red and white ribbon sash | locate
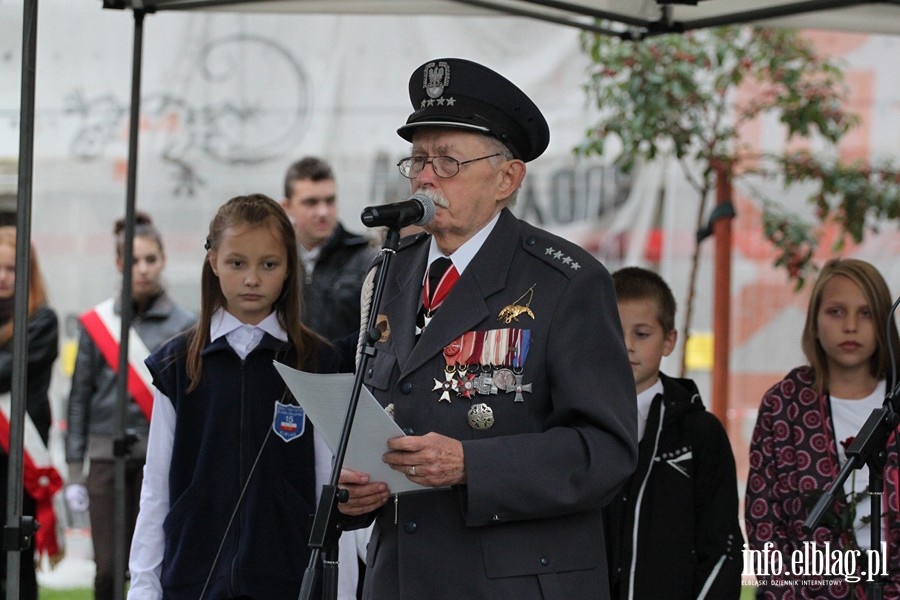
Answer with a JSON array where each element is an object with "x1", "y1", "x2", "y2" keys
[
  {"x1": 0, "y1": 394, "x2": 63, "y2": 558},
  {"x1": 79, "y1": 298, "x2": 155, "y2": 420},
  {"x1": 422, "y1": 262, "x2": 460, "y2": 315}
]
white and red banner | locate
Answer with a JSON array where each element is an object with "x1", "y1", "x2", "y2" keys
[
  {"x1": 79, "y1": 298, "x2": 155, "y2": 421},
  {"x1": 0, "y1": 394, "x2": 63, "y2": 559}
]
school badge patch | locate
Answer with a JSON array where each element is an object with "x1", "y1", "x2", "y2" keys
[{"x1": 273, "y1": 401, "x2": 306, "y2": 442}]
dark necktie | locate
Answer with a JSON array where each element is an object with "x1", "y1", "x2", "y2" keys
[{"x1": 417, "y1": 257, "x2": 458, "y2": 334}]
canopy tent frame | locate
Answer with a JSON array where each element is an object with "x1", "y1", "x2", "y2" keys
[
  {"x1": 5, "y1": 2, "x2": 39, "y2": 595},
  {"x1": 107, "y1": 0, "x2": 900, "y2": 38},
  {"x1": 7, "y1": 3, "x2": 146, "y2": 598}
]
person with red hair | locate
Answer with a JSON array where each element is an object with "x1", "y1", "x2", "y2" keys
[{"x1": 0, "y1": 225, "x2": 61, "y2": 600}]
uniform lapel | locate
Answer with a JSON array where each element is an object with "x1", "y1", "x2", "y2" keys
[
  {"x1": 380, "y1": 241, "x2": 429, "y2": 369},
  {"x1": 402, "y1": 210, "x2": 520, "y2": 376}
]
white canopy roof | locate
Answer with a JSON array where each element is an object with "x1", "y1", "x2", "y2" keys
[{"x1": 123, "y1": 0, "x2": 900, "y2": 37}]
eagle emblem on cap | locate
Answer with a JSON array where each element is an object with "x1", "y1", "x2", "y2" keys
[{"x1": 424, "y1": 61, "x2": 450, "y2": 99}]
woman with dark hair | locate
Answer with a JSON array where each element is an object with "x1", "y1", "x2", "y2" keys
[
  {"x1": 0, "y1": 226, "x2": 60, "y2": 600},
  {"x1": 65, "y1": 211, "x2": 195, "y2": 600}
]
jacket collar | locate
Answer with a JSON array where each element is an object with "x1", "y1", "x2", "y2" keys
[
  {"x1": 383, "y1": 209, "x2": 520, "y2": 376},
  {"x1": 320, "y1": 222, "x2": 371, "y2": 255},
  {"x1": 113, "y1": 289, "x2": 172, "y2": 320}
]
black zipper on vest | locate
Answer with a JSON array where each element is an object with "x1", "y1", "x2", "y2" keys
[{"x1": 231, "y1": 359, "x2": 247, "y2": 592}]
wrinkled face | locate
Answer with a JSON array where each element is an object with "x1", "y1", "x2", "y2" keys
[
  {"x1": 117, "y1": 236, "x2": 165, "y2": 302},
  {"x1": 0, "y1": 245, "x2": 15, "y2": 299},
  {"x1": 210, "y1": 224, "x2": 289, "y2": 326},
  {"x1": 282, "y1": 178, "x2": 337, "y2": 249},
  {"x1": 617, "y1": 298, "x2": 676, "y2": 394},
  {"x1": 816, "y1": 275, "x2": 877, "y2": 377},
  {"x1": 408, "y1": 129, "x2": 522, "y2": 255}
]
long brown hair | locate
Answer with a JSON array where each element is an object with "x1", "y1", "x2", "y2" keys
[
  {"x1": 801, "y1": 258, "x2": 900, "y2": 395},
  {"x1": 0, "y1": 227, "x2": 50, "y2": 346},
  {"x1": 185, "y1": 194, "x2": 319, "y2": 391}
]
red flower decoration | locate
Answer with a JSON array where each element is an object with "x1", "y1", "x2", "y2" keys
[{"x1": 840, "y1": 436, "x2": 856, "y2": 451}]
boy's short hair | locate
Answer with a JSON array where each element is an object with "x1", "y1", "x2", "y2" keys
[
  {"x1": 612, "y1": 266, "x2": 677, "y2": 333},
  {"x1": 283, "y1": 156, "x2": 335, "y2": 198}
]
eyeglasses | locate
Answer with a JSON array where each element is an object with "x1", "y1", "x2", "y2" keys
[{"x1": 397, "y1": 153, "x2": 502, "y2": 179}]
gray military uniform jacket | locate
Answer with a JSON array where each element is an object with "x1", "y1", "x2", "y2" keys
[{"x1": 358, "y1": 208, "x2": 637, "y2": 600}]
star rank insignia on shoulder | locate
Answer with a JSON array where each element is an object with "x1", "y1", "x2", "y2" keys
[
  {"x1": 521, "y1": 234, "x2": 588, "y2": 279},
  {"x1": 542, "y1": 245, "x2": 582, "y2": 272}
]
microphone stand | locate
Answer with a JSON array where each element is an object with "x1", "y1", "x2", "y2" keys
[
  {"x1": 298, "y1": 226, "x2": 403, "y2": 600},
  {"x1": 804, "y1": 385, "x2": 900, "y2": 600}
]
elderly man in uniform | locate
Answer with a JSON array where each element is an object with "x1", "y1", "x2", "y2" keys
[{"x1": 338, "y1": 58, "x2": 637, "y2": 599}]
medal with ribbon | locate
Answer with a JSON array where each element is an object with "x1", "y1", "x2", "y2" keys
[
  {"x1": 506, "y1": 329, "x2": 533, "y2": 402},
  {"x1": 441, "y1": 328, "x2": 534, "y2": 426}
]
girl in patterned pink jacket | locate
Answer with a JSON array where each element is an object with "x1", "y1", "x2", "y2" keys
[{"x1": 746, "y1": 258, "x2": 900, "y2": 599}]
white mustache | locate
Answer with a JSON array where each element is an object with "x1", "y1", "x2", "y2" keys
[{"x1": 416, "y1": 189, "x2": 449, "y2": 209}]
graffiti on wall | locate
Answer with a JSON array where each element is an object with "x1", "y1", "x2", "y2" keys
[{"x1": 65, "y1": 34, "x2": 310, "y2": 195}]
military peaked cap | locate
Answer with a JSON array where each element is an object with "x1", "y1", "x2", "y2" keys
[{"x1": 398, "y1": 58, "x2": 550, "y2": 163}]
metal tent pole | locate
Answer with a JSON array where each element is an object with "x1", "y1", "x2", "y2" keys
[
  {"x1": 4, "y1": 1, "x2": 40, "y2": 598},
  {"x1": 112, "y1": 9, "x2": 147, "y2": 598}
]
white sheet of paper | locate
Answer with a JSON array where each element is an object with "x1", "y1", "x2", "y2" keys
[{"x1": 273, "y1": 361, "x2": 425, "y2": 493}]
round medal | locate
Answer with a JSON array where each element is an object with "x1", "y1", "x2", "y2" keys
[
  {"x1": 492, "y1": 368, "x2": 516, "y2": 391},
  {"x1": 467, "y1": 403, "x2": 495, "y2": 430}
]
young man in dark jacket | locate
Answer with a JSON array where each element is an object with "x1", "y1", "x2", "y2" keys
[
  {"x1": 281, "y1": 156, "x2": 377, "y2": 340},
  {"x1": 605, "y1": 266, "x2": 743, "y2": 600}
]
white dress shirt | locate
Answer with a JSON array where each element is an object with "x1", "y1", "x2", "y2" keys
[{"x1": 425, "y1": 210, "x2": 500, "y2": 274}]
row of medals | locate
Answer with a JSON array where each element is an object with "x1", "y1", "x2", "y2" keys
[{"x1": 433, "y1": 364, "x2": 531, "y2": 430}]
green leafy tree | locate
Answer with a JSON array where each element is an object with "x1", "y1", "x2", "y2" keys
[{"x1": 579, "y1": 26, "x2": 899, "y2": 370}]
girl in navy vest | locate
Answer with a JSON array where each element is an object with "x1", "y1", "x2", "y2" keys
[{"x1": 128, "y1": 194, "x2": 358, "y2": 599}]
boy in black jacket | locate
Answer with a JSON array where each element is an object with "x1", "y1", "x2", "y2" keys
[{"x1": 605, "y1": 266, "x2": 743, "y2": 600}]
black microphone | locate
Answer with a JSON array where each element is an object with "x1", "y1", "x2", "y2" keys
[{"x1": 360, "y1": 193, "x2": 436, "y2": 229}]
